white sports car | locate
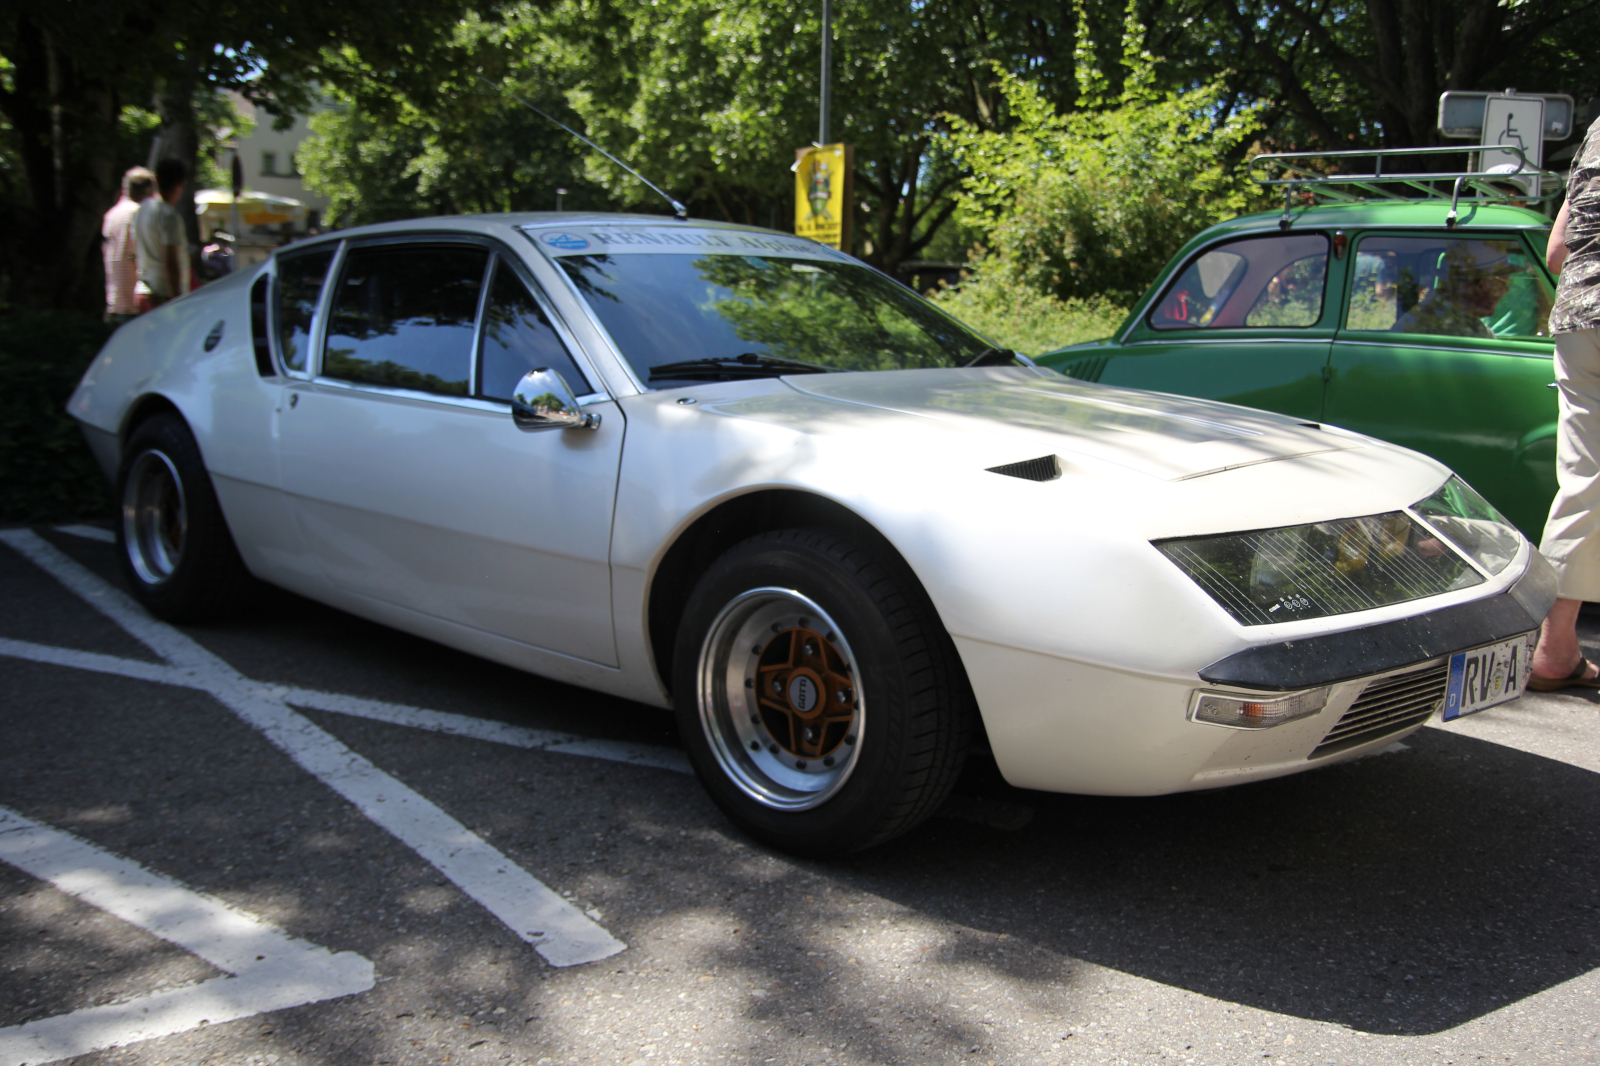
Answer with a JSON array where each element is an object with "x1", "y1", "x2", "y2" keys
[{"x1": 68, "y1": 213, "x2": 1556, "y2": 855}]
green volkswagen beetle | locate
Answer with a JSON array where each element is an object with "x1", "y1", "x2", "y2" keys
[{"x1": 1035, "y1": 193, "x2": 1558, "y2": 537}]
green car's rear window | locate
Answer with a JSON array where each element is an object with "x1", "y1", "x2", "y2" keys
[{"x1": 1150, "y1": 233, "x2": 1329, "y2": 331}]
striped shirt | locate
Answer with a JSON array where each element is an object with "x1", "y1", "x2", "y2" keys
[{"x1": 102, "y1": 197, "x2": 141, "y2": 315}]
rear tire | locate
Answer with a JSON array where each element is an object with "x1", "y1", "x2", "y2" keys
[
  {"x1": 116, "y1": 413, "x2": 252, "y2": 621},
  {"x1": 673, "y1": 528, "x2": 972, "y2": 856}
]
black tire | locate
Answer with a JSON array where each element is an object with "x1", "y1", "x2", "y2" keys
[
  {"x1": 673, "y1": 528, "x2": 973, "y2": 856},
  {"x1": 116, "y1": 413, "x2": 253, "y2": 621}
]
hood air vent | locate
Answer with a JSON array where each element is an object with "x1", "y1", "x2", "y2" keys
[{"x1": 987, "y1": 455, "x2": 1061, "y2": 482}]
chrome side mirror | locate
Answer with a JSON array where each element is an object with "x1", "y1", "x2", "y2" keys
[{"x1": 511, "y1": 368, "x2": 601, "y2": 431}]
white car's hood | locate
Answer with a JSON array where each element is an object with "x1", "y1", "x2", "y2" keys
[{"x1": 783, "y1": 367, "x2": 1361, "y2": 481}]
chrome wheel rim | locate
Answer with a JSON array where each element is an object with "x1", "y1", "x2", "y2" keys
[
  {"x1": 696, "y1": 587, "x2": 864, "y2": 811},
  {"x1": 122, "y1": 450, "x2": 187, "y2": 586}
]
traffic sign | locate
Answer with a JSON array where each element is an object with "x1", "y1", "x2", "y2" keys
[
  {"x1": 1438, "y1": 90, "x2": 1573, "y2": 141},
  {"x1": 1480, "y1": 95, "x2": 1545, "y2": 198}
]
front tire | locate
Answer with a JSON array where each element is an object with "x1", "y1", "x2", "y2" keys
[
  {"x1": 674, "y1": 529, "x2": 972, "y2": 855},
  {"x1": 116, "y1": 413, "x2": 252, "y2": 621}
]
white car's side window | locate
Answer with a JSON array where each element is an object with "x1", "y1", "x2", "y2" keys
[
  {"x1": 275, "y1": 249, "x2": 335, "y2": 373},
  {"x1": 322, "y1": 244, "x2": 489, "y2": 397},
  {"x1": 477, "y1": 257, "x2": 591, "y2": 401}
]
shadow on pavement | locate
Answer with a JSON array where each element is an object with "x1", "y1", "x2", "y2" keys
[{"x1": 843, "y1": 729, "x2": 1600, "y2": 1036}]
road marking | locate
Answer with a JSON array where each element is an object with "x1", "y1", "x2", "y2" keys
[
  {"x1": 0, "y1": 807, "x2": 373, "y2": 1066},
  {"x1": 51, "y1": 524, "x2": 115, "y2": 544},
  {"x1": 0, "y1": 637, "x2": 690, "y2": 774},
  {"x1": 0, "y1": 530, "x2": 625, "y2": 967},
  {"x1": 276, "y1": 686, "x2": 692, "y2": 773}
]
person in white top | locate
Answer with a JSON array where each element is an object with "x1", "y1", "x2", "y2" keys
[
  {"x1": 135, "y1": 159, "x2": 190, "y2": 310},
  {"x1": 102, "y1": 166, "x2": 154, "y2": 322}
]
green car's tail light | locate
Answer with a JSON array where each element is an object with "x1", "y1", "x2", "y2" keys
[
  {"x1": 1411, "y1": 476, "x2": 1522, "y2": 577},
  {"x1": 1155, "y1": 512, "x2": 1483, "y2": 626}
]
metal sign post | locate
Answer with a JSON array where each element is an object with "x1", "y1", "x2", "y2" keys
[
  {"x1": 794, "y1": 0, "x2": 851, "y2": 251},
  {"x1": 819, "y1": 0, "x2": 832, "y2": 145},
  {"x1": 229, "y1": 149, "x2": 243, "y2": 272}
]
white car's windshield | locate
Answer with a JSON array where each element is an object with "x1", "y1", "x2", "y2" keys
[{"x1": 552, "y1": 251, "x2": 993, "y2": 386}]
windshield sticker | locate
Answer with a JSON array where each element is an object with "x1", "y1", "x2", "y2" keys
[
  {"x1": 523, "y1": 226, "x2": 849, "y2": 261},
  {"x1": 541, "y1": 232, "x2": 591, "y2": 250}
]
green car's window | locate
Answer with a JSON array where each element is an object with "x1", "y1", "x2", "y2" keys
[
  {"x1": 1347, "y1": 236, "x2": 1553, "y2": 339},
  {"x1": 1149, "y1": 234, "x2": 1328, "y2": 331}
]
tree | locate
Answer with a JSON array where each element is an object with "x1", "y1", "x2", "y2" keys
[
  {"x1": 1136, "y1": 0, "x2": 1600, "y2": 150},
  {"x1": 301, "y1": 0, "x2": 1134, "y2": 276},
  {"x1": 300, "y1": 15, "x2": 610, "y2": 228},
  {"x1": 946, "y1": 20, "x2": 1266, "y2": 305},
  {"x1": 0, "y1": 0, "x2": 480, "y2": 312},
  {"x1": 549, "y1": 0, "x2": 1062, "y2": 274}
]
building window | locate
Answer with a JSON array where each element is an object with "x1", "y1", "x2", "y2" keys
[{"x1": 261, "y1": 151, "x2": 277, "y2": 177}]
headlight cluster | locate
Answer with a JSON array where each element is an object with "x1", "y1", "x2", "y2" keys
[
  {"x1": 1155, "y1": 476, "x2": 1523, "y2": 627},
  {"x1": 1411, "y1": 476, "x2": 1522, "y2": 577}
]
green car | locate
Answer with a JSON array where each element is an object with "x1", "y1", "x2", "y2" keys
[{"x1": 1035, "y1": 198, "x2": 1558, "y2": 537}]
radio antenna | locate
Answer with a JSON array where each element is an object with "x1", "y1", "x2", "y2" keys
[{"x1": 480, "y1": 77, "x2": 688, "y2": 221}]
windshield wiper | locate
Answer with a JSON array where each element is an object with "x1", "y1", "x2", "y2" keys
[
  {"x1": 962, "y1": 346, "x2": 1020, "y2": 368},
  {"x1": 647, "y1": 353, "x2": 836, "y2": 381}
]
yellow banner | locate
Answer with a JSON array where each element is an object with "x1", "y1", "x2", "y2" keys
[{"x1": 794, "y1": 144, "x2": 853, "y2": 250}]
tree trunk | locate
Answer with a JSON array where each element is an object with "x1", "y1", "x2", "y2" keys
[
  {"x1": 149, "y1": 73, "x2": 203, "y2": 267},
  {"x1": 3, "y1": 14, "x2": 121, "y2": 314}
]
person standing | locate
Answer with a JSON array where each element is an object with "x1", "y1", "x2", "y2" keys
[
  {"x1": 1530, "y1": 118, "x2": 1600, "y2": 689},
  {"x1": 134, "y1": 159, "x2": 190, "y2": 312},
  {"x1": 102, "y1": 166, "x2": 154, "y2": 323}
]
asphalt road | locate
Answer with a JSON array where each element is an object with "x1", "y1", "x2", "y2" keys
[{"x1": 4, "y1": 523, "x2": 1600, "y2": 1066}]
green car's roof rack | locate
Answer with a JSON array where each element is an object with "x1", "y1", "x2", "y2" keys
[{"x1": 1248, "y1": 145, "x2": 1562, "y2": 229}]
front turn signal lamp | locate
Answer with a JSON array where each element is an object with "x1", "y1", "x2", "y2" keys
[{"x1": 1190, "y1": 687, "x2": 1329, "y2": 729}]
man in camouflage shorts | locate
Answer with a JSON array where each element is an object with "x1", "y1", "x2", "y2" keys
[{"x1": 1532, "y1": 118, "x2": 1600, "y2": 689}]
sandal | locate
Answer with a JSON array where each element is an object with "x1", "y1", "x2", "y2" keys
[{"x1": 1528, "y1": 657, "x2": 1600, "y2": 692}]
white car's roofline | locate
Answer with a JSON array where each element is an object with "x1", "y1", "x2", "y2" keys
[{"x1": 273, "y1": 212, "x2": 796, "y2": 253}]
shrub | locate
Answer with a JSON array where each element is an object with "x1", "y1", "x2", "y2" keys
[
  {"x1": 929, "y1": 266, "x2": 1128, "y2": 355},
  {"x1": 0, "y1": 312, "x2": 116, "y2": 525},
  {"x1": 945, "y1": 31, "x2": 1267, "y2": 307}
]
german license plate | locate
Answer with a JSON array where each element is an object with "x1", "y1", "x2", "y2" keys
[{"x1": 1442, "y1": 633, "x2": 1535, "y2": 721}]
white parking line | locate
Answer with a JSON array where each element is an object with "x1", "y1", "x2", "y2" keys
[
  {"x1": 51, "y1": 525, "x2": 115, "y2": 544},
  {"x1": 0, "y1": 637, "x2": 691, "y2": 775},
  {"x1": 0, "y1": 530, "x2": 625, "y2": 968},
  {"x1": 0, "y1": 807, "x2": 373, "y2": 1066}
]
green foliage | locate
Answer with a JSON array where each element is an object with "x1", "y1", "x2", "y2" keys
[
  {"x1": 946, "y1": 28, "x2": 1269, "y2": 306},
  {"x1": 298, "y1": 0, "x2": 1096, "y2": 273},
  {"x1": 300, "y1": 13, "x2": 611, "y2": 228},
  {"x1": 926, "y1": 266, "x2": 1129, "y2": 355},
  {"x1": 193, "y1": 92, "x2": 255, "y2": 193},
  {"x1": 0, "y1": 312, "x2": 115, "y2": 524}
]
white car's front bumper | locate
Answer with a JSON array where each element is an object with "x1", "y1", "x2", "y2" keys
[{"x1": 957, "y1": 552, "x2": 1557, "y2": 796}]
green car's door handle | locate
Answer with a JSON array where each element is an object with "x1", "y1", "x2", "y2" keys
[{"x1": 1549, "y1": 382, "x2": 1559, "y2": 389}]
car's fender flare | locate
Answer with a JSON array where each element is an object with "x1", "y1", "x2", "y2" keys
[{"x1": 643, "y1": 486, "x2": 967, "y2": 708}]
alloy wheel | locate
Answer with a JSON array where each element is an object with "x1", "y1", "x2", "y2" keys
[{"x1": 695, "y1": 587, "x2": 864, "y2": 810}]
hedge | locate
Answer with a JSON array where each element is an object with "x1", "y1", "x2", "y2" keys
[{"x1": 0, "y1": 312, "x2": 117, "y2": 525}]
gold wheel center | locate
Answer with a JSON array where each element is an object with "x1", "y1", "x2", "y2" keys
[{"x1": 754, "y1": 626, "x2": 855, "y2": 760}]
